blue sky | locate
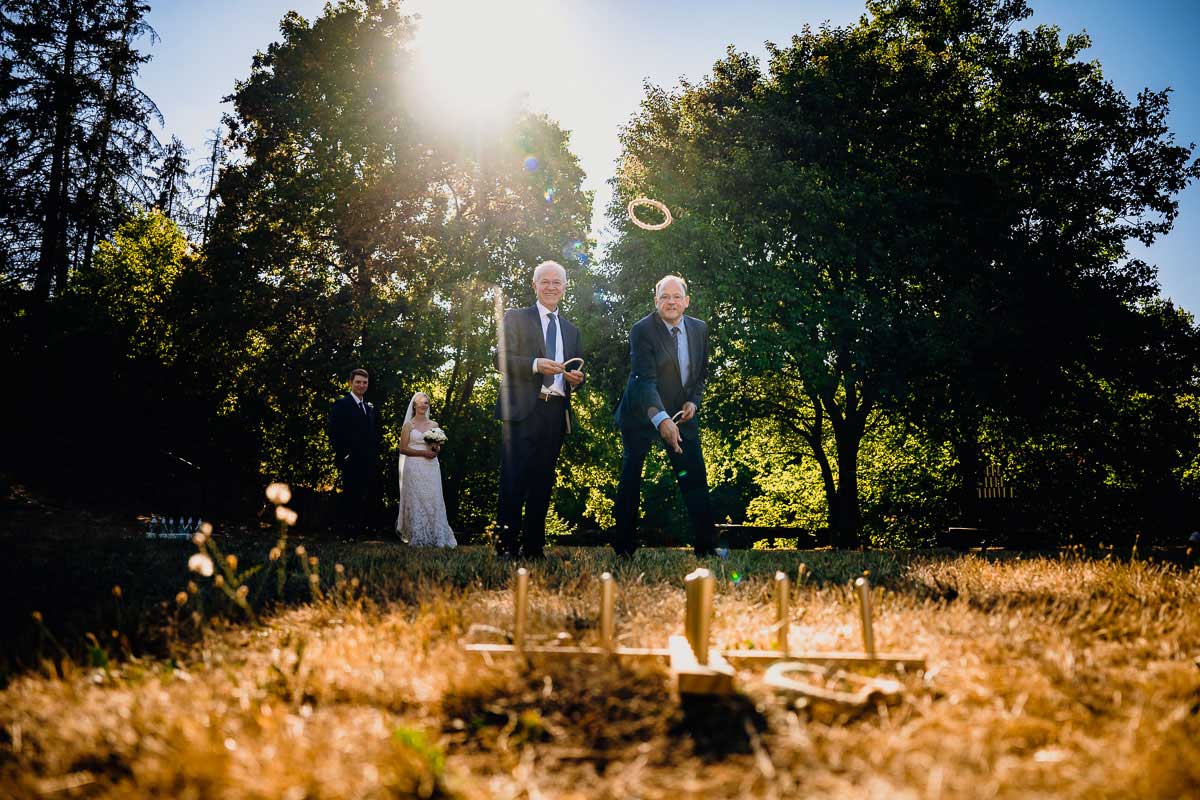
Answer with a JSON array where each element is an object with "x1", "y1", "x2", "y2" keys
[{"x1": 138, "y1": 0, "x2": 1200, "y2": 312}]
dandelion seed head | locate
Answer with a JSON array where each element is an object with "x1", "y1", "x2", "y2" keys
[
  {"x1": 295, "y1": 545, "x2": 307, "y2": 557},
  {"x1": 236, "y1": 585, "x2": 249, "y2": 599},
  {"x1": 191, "y1": 611, "x2": 202, "y2": 625},
  {"x1": 199, "y1": 521, "x2": 213, "y2": 536},
  {"x1": 226, "y1": 554, "x2": 238, "y2": 570},
  {"x1": 309, "y1": 556, "x2": 318, "y2": 567},
  {"x1": 176, "y1": 592, "x2": 188, "y2": 606},
  {"x1": 309, "y1": 574, "x2": 319, "y2": 585},
  {"x1": 265, "y1": 482, "x2": 291, "y2": 505},
  {"x1": 275, "y1": 505, "x2": 298, "y2": 526},
  {"x1": 31, "y1": 611, "x2": 42, "y2": 623},
  {"x1": 111, "y1": 585, "x2": 122, "y2": 599},
  {"x1": 192, "y1": 531, "x2": 207, "y2": 546},
  {"x1": 335, "y1": 563, "x2": 345, "y2": 574},
  {"x1": 269, "y1": 547, "x2": 282, "y2": 561},
  {"x1": 188, "y1": 553, "x2": 214, "y2": 577},
  {"x1": 214, "y1": 575, "x2": 225, "y2": 588},
  {"x1": 351, "y1": 578, "x2": 360, "y2": 588},
  {"x1": 188, "y1": 581, "x2": 198, "y2": 594}
]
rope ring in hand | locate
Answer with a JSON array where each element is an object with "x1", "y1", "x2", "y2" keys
[{"x1": 628, "y1": 197, "x2": 673, "y2": 230}]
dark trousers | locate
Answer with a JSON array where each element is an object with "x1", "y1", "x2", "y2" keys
[
  {"x1": 613, "y1": 423, "x2": 716, "y2": 556},
  {"x1": 497, "y1": 396, "x2": 566, "y2": 557},
  {"x1": 336, "y1": 455, "x2": 375, "y2": 536}
]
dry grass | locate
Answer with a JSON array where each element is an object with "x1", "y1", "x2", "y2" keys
[{"x1": 1, "y1": 542, "x2": 1198, "y2": 798}]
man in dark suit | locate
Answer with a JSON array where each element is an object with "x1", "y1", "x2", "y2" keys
[
  {"x1": 495, "y1": 260, "x2": 585, "y2": 559},
  {"x1": 613, "y1": 275, "x2": 717, "y2": 557},
  {"x1": 328, "y1": 368, "x2": 382, "y2": 538}
]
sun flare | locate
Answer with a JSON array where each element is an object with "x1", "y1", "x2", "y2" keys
[{"x1": 409, "y1": 0, "x2": 569, "y2": 123}]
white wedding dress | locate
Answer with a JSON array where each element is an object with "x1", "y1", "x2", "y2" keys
[{"x1": 395, "y1": 426, "x2": 457, "y2": 548}]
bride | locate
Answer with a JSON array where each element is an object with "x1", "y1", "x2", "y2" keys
[{"x1": 395, "y1": 392, "x2": 457, "y2": 547}]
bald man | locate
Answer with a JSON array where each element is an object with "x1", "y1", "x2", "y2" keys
[{"x1": 613, "y1": 275, "x2": 716, "y2": 557}]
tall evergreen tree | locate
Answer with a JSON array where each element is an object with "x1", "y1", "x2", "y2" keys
[
  {"x1": 152, "y1": 134, "x2": 190, "y2": 221},
  {"x1": 0, "y1": 0, "x2": 158, "y2": 305}
]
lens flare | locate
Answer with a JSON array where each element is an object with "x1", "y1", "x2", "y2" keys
[
  {"x1": 730, "y1": 571, "x2": 742, "y2": 584},
  {"x1": 544, "y1": 187, "x2": 556, "y2": 203},
  {"x1": 560, "y1": 240, "x2": 579, "y2": 259},
  {"x1": 524, "y1": 156, "x2": 539, "y2": 172}
]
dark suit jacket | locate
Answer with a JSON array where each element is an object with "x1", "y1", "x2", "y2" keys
[
  {"x1": 494, "y1": 304, "x2": 583, "y2": 423},
  {"x1": 615, "y1": 313, "x2": 709, "y2": 432},
  {"x1": 329, "y1": 393, "x2": 381, "y2": 467}
]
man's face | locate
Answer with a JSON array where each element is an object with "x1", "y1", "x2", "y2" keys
[
  {"x1": 350, "y1": 375, "x2": 369, "y2": 397},
  {"x1": 655, "y1": 280, "x2": 690, "y2": 325},
  {"x1": 534, "y1": 268, "x2": 565, "y2": 310}
]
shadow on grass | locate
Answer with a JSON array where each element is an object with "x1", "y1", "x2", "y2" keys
[{"x1": 675, "y1": 692, "x2": 766, "y2": 759}]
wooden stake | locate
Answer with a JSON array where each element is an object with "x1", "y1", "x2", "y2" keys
[
  {"x1": 775, "y1": 571, "x2": 790, "y2": 656},
  {"x1": 684, "y1": 568, "x2": 714, "y2": 663},
  {"x1": 513, "y1": 568, "x2": 529, "y2": 655},
  {"x1": 855, "y1": 576, "x2": 875, "y2": 658},
  {"x1": 599, "y1": 572, "x2": 615, "y2": 652}
]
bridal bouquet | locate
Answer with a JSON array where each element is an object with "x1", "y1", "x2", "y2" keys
[{"x1": 423, "y1": 428, "x2": 447, "y2": 445}]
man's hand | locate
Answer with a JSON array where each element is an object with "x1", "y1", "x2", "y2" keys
[
  {"x1": 563, "y1": 369, "x2": 585, "y2": 387},
  {"x1": 678, "y1": 401, "x2": 697, "y2": 422},
  {"x1": 658, "y1": 418, "x2": 683, "y2": 454},
  {"x1": 536, "y1": 358, "x2": 565, "y2": 375}
]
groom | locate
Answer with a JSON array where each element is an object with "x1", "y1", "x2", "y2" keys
[
  {"x1": 494, "y1": 260, "x2": 585, "y2": 559},
  {"x1": 613, "y1": 275, "x2": 717, "y2": 557},
  {"x1": 328, "y1": 368, "x2": 381, "y2": 539}
]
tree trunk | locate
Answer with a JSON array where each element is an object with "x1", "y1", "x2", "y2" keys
[
  {"x1": 34, "y1": 0, "x2": 81, "y2": 303},
  {"x1": 202, "y1": 128, "x2": 221, "y2": 248},
  {"x1": 831, "y1": 429, "x2": 863, "y2": 548},
  {"x1": 952, "y1": 420, "x2": 982, "y2": 526}
]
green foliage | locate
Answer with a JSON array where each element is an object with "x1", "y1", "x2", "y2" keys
[
  {"x1": 196, "y1": 0, "x2": 593, "y2": 519},
  {"x1": 606, "y1": 0, "x2": 1199, "y2": 545},
  {"x1": 75, "y1": 208, "x2": 190, "y2": 364}
]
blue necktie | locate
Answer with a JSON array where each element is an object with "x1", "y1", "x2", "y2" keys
[
  {"x1": 671, "y1": 326, "x2": 685, "y2": 384},
  {"x1": 543, "y1": 312, "x2": 557, "y2": 388}
]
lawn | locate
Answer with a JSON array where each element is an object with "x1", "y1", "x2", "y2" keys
[{"x1": 0, "y1": 506, "x2": 1197, "y2": 798}]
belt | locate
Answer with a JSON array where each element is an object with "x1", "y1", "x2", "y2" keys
[{"x1": 538, "y1": 392, "x2": 566, "y2": 403}]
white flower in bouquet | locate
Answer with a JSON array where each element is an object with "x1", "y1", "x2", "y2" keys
[{"x1": 423, "y1": 428, "x2": 447, "y2": 445}]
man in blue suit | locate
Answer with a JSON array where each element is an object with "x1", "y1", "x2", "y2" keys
[
  {"x1": 494, "y1": 260, "x2": 585, "y2": 559},
  {"x1": 613, "y1": 275, "x2": 716, "y2": 557}
]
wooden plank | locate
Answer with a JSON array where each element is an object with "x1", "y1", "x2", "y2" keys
[
  {"x1": 669, "y1": 635, "x2": 736, "y2": 695},
  {"x1": 721, "y1": 649, "x2": 926, "y2": 670},
  {"x1": 464, "y1": 643, "x2": 669, "y2": 659}
]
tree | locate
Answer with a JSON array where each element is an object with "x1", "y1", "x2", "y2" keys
[
  {"x1": 607, "y1": 0, "x2": 1198, "y2": 545},
  {"x1": 0, "y1": 0, "x2": 160, "y2": 306},
  {"x1": 152, "y1": 134, "x2": 190, "y2": 222},
  {"x1": 204, "y1": 0, "x2": 591, "y2": 519}
]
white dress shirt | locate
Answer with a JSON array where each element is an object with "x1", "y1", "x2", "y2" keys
[{"x1": 532, "y1": 300, "x2": 566, "y2": 396}]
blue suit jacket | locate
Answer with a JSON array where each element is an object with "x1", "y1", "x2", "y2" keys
[{"x1": 615, "y1": 313, "x2": 709, "y2": 433}]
